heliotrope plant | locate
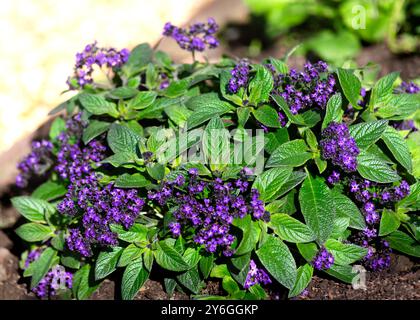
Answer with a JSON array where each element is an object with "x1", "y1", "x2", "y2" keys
[{"x1": 11, "y1": 18, "x2": 420, "y2": 300}]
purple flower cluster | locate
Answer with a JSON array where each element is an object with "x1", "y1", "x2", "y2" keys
[
  {"x1": 311, "y1": 247, "x2": 334, "y2": 270},
  {"x1": 67, "y1": 41, "x2": 129, "y2": 89},
  {"x1": 24, "y1": 248, "x2": 43, "y2": 269},
  {"x1": 320, "y1": 122, "x2": 360, "y2": 172},
  {"x1": 227, "y1": 59, "x2": 250, "y2": 94},
  {"x1": 32, "y1": 265, "x2": 72, "y2": 298},
  {"x1": 16, "y1": 140, "x2": 54, "y2": 188},
  {"x1": 162, "y1": 18, "x2": 219, "y2": 52},
  {"x1": 395, "y1": 81, "x2": 420, "y2": 94},
  {"x1": 327, "y1": 170, "x2": 341, "y2": 185},
  {"x1": 243, "y1": 260, "x2": 271, "y2": 289},
  {"x1": 267, "y1": 61, "x2": 336, "y2": 114},
  {"x1": 363, "y1": 240, "x2": 392, "y2": 271},
  {"x1": 148, "y1": 168, "x2": 268, "y2": 256},
  {"x1": 63, "y1": 182, "x2": 145, "y2": 257},
  {"x1": 348, "y1": 178, "x2": 410, "y2": 271},
  {"x1": 53, "y1": 114, "x2": 144, "y2": 257}
]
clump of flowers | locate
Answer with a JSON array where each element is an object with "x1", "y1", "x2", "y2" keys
[
  {"x1": 32, "y1": 265, "x2": 72, "y2": 299},
  {"x1": 244, "y1": 260, "x2": 271, "y2": 289},
  {"x1": 311, "y1": 247, "x2": 334, "y2": 270},
  {"x1": 16, "y1": 140, "x2": 54, "y2": 188},
  {"x1": 394, "y1": 81, "x2": 420, "y2": 94},
  {"x1": 54, "y1": 116, "x2": 144, "y2": 257},
  {"x1": 348, "y1": 178, "x2": 410, "y2": 271},
  {"x1": 320, "y1": 122, "x2": 360, "y2": 172},
  {"x1": 227, "y1": 59, "x2": 251, "y2": 94},
  {"x1": 267, "y1": 61, "x2": 336, "y2": 114},
  {"x1": 162, "y1": 18, "x2": 219, "y2": 53},
  {"x1": 148, "y1": 168, "x2": 268, "y2": 256},
  {"x1": 67, "y1": 41, "x2": 129, "y2": 89}
]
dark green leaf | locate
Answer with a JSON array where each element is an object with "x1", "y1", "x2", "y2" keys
[
  {"x1": 332, "y1": 191, "x2": 366, "y2": 230},
  {"x1": 122, "y1": 256, "x2": 149, "y2": 300},
  {"x1": 15, "y1": 223, "x2": 54, "y2": 242},
  {"x1": 379, "y1": 209, "x2": 400, "y2": 236},
  {"x1": 324, "y1": 239, "x2": 368, "y2": 265},
  {"x1": 299, "y1": 174, "x2": 335, "y2": 243},
  {"x1": 79, "y1": 94, "x2": 119, "y2": 117},
  {"x1": 123, "y1": 43, "x2": 153, "y2": 77},
  {"x1": 256, "y1": 235, "x2": 297, "y2": 289},
  {"x1": 83, "y1": 120, "x2": 111, "y2": 144},
  {"x1": 11, "y1": 196, "x2": 54, "y2": 223},
  {"x1": 357, "y1": 150, "x2": 400, "y2": 183},
  {"x1": 252, "y1": 167, "x2": 292, "y2": 202},
  {"x1": 385, "y1": 231, "x2": 420, "y2": 257},
  {"x1": 30, "y1": 248, "x2": 57, "y2": 288},
  {"x1": 288, "y1": 264, "x2": 313, "y2": 298},
  {"x1": 176, "y1": 267, "x2": 202, "y2": 294},
  {"x1": 114, "y1": 173, "x2": 150, "y2": 188},
  {"x1": 382, "y1": 126, "x2": 412, "y2": 173},
  {"x1": 266, "y1": 139, "x2": 312, "y2": 167},
  {"x1": 154, "y1": 240, "x2": 190, "y2": 272},
  {"x1": 73, "y1": 264, "x2": 101, "y2": 300},
  {"x1": 322, "y1": 93, "x2": 343, "y2": 129},
  {"x1": 269, "y1": 213, "x2": 316, "y2": 243},
  {"x1": 32, "y1": 181, "x2": 67, "y2": 201},
  {"x1": 336, "y1": 68, "x2": 361, "y2": 108},
  {"x1": 349, "y1": 120, "x2": 388, "y2": 149},
  {"x1": 95, "y1": 246, "x2": 123, "y2": 280},
  {"x1": 107, "y1": 123, "x2": 140, "y2": 154},
  {"x1": 253, "y1": 105, "x2": 282, "y2": 128},
  {"x1": 108, "y1": 87, "x2": 139, "y2": 99},
  {"x1": 248, "y1": 65, "x2": 273, "y2": 105}
]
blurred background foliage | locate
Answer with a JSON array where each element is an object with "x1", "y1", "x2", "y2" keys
[{"x1": 236, "y1": 0, "x2": 419, "y2": 65}]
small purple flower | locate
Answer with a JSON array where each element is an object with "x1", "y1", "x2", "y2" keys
[
  {"x1": 162, "y1": 18, "x2": 219, "y2": 53},
  {"x1": 244, "y1": 260, "x2": 272, "y2": 289},
  {"x1": 320, "y1": 122, "x2": 360, "y2": 172},
  {"x1": 311, "y1": 247, "x2": 334, "y2": 270},
  {"x1": 227, "y1": 59, "x2": 250, "y2": 94},
  {"x1": 32, "y1": 265, "x2": 72, "y2": 299},
  {"x1": 327, "y1": 171, "x2": 340, "y2": 185}
]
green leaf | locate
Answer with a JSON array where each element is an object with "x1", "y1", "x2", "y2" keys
[
  {"x1": 154, "y1": 240, "x2": 190, "y2": 272},
  {"x1": 30, "y1": 248, "x2": 57, "y2": 288},
  {"x1": 256, "y1": 235, "x2": 297, "y2": 289},
  {"x1": 202, "y1": 117, "x2": 230, "y2": 171},
  {"x1": 109, "y1": 223, "x2": 148, "y2": 243},
  {"x1": 270, "y1": 213, "x2": 316, "y2": 243},
  {"x1": 325, "y1": 264, "x2": 357, "y2": 284},
  {"x1": 332, "y1": 191, "x2": 366, "y2": 230},
  {"x1": 11, "y1": 196, "x2": 54, "y2": 222},
  {"x1": 266, "y1": 139, "x2": 312, "y2": 167},
  {"x1": 253, "y1": 105, "x2": 282, "y2": 128},
  {"x1": 83, "y1": 120, "x2": 111, "y2": 144},
  {"x1": 299, "y1": 174, "x2": 335, "y2": 244},
  {"x1": 107, "y1": 123, "x2": 140, "y2": 154},
  {"x1": 72, "y1": 264, "x2": 101, "y2": 300},
  {"x1": 199, "y1": 254, "x2": 214, "y2": 279},
  {"x1": 349, "y1": 120, "x2": 388, "y2": 149},
  {"x1": 222, "y1": 276, "x2": 241, "y2": 295},
  {"x1": 121, "y1": 256, "x2": 149, "y2": 300},
  {"x1": 288, "y1": 264, "x2": 313, "y2": 298},
  {"x1": 233, "y1": 215, "x2": 260, "y2": 255},
  {"x1": 79, "y1": 94, "x2": 119, "y2": 117},
  {"x1": 127, "y1": 91, "x2": 157, "y2": 110},
  {"x1": 114, "y1": 173, "x2": 150, "y2": 188},
  {"x1": 385, "y1": 231, "x2": 420, "y2": 257},
  {"x1": 324, "y1": 239, "x2": 368, "y2": 265},
  {"x1": 379, "y1": 209, "x2": 400, "y2": 236},
  {"x1": 95, "y1": 246, "x2": 124, "y2": 280},
  {"x1": 336, "y1": 68, "x2": 361, "y2": 108},
  {"x1": 269, "y1": 57, "x2": 288, "y2": 74},
  {"x1": 49, "y1": 117, "x2": 66, "y2": 140},
  {"x1": 248, "y1": 65, "x2": 273, "y2": 105},
  {"x1": 381, "y1": 126, "x2": 412, "y2": 173},
  {"x1": 252, "y1": 167, "x2": 292, "y2": 202},
  {"x1": 32, "y1": 181, "x2": 67, "y2": 201},
  {"x1": 108, "y1": 87, "x2": 139, "y2": 99},
  {"x1": 264, "y1": 128, "x2": 289, "y2": 154},
  {"x1": 15, "y1": 223, "x2": 54, "y2": 242},
  {"x1": 330, "y1": 217, "x2": 350, "y2": 239},
  {"x1": 101, "y1": 152, "x2": 138, "y2": 167},
  {"x1": 176, "y1": 267, "x2": 202, "y2": 294},
  {"x1": 357, "y1": 150, "x2": 400, "y2": 183},
  {"x1": 186, "y1": 94, "x2": 233, "y2": 129},
  {"x1": 183, "y1": 247, "x2": 201, "y2": 268},
  {"x1": 375, "y1": 93, "x2": 420, "y2": 119},
  {"x1": 123, "y1": 43, "x2": 153, "y2": 77},
  {"x1": 369, "y1": 72, "x2": 399, "y2": 109},
  {"x1": 163, "y1": 79, "x2": 191, "y2": 98},
  {"x1": 271, "y1": 95, "x2": 320, "y2": 127},
  {"x1": 322, "y1": 93, "x2": 343, "y2": 129},
  {"x1": 118, "y1": 244, "x2": 143, "y2": 267},
  {"x1": 237, "y1": 107, "x2": 251, "y2": 127},
  {"x1": 61, "y1": 252, "x2": 81, "y2": 269},
  {"x1": 164, "y1": 103, "x2": 192, "y2": 127},
  {"x1": 275, "y1": 171, "x2": 307, "y2": 199}
]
